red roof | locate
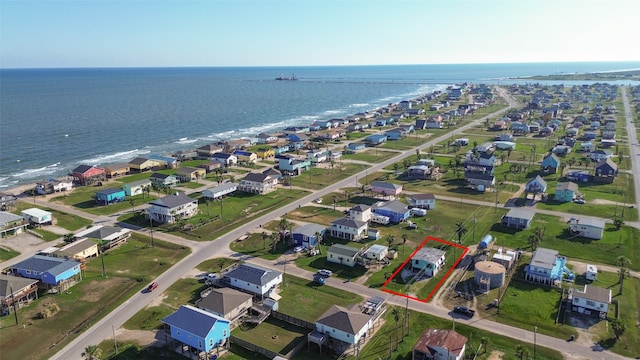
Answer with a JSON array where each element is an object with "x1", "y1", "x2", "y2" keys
[{"x1": 413, "y1": 329, "x2": 467, "y2": 357}]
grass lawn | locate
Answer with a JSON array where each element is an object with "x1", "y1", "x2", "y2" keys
[
  {"x1": 380, "y1": 136, "x2": 428, "y2": 151},
  {"x1": 29, "y1": 227, "x2": 62, "y2": 241},
  {"x1": 0, "y1": 235, "x2": 189, "y2": 360},
  {"x1": 278, "y1": 274, "x2": 362, "y2": 322},
  {"x1": 12, "y1": 202, "x2": 93, "y2": 231},
  {"x1": 51, "y1": 185, "x2": 158, "y2": 216},
  {"x1": 353, "y1": 306, "x2": 562, "y2": 360},
  {"x1": 489, "y1": 214, "x2": 640, "y2": 270},
  {"x1": 232, "y1": 318, "x2": 307, "y2": 355},
  {"x1": 290, "y1": 163, "x2": 370, "y2": 190},
  {"x1": 341, "y1": 149, "x2": 400, "y2": 163},
  {"x1": 0, "y1": 246, "x2": 20, "y2": 261},
  {"x1": 119, "y1": 189, "x2": 310, "y2": 241}
]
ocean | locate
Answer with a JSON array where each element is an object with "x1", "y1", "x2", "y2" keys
[{"x1": 1, "y1": 62, "x2": 639, "y2": 189}]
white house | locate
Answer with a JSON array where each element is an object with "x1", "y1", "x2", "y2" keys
[
  {"x1": 568, "y1": 217, "x2": 606, "y2": 240},
  {"x1": 307, "y1": 149, "x2": 327, "y2": 163},
  {"x1": 122, "y1": 179, "x2": 152, "y2": 196},
  {"x1": 237, "y1": 173, "x2": 278, "y2": 194},
  {"x1": 329, "y1": 218, "x2": 368, "y2": 241},
  {"x1": 315, "y1": 305, "x2": 374, "y2": 347},
  {"x1": 211, "y1": 153, "x2": 238, "y2": 167},
  {"x1": 365, "y1": 244, "x2": 388, "y2": 261},
  {"x1": 146, "y1": 192, "x2": 199, "y2": 224},
  {"x1": 349, "y1": 204, "x2": 372, "y2": 222},
  {"x1": 223, "y1": 263, "x2": 283, "y2": 300},
  {"x1": 327, "y1": 244, "x2": 361, "y2": 267},
  {"x1": 411, "y1": 247, "x2": 446, "y2": 277},
  {"x1": 202, "y1": 182, "x2": 238, "y2": 200},
  {"x1": 569, "y1": 284, "x2": 611, "y2": 318},
  {"x1": 407, "y1": 193, "x2": 436, "y2": 209},
  {"x1": 21, "y1": 208, "x2": 52, "y2": 226}
]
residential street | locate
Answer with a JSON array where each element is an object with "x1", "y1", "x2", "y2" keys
[{"x1": 25, "y1": 86, "x2": 634, "y2": 360}]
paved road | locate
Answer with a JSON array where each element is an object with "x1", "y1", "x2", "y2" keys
[
  {"x1": 621, "y1": 87, "x2": 640, "y2": 222},
  {"x1": 45, "y1": 87, "x2": 633, "y2": 360}
]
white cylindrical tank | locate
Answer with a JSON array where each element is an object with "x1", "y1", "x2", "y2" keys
[{"x1": 474, "y1": 261, "x2": 506, "y2": 289}]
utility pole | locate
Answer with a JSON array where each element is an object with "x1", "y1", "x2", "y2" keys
[
  {"x1": 113, "y1": 325, "x2": 118, "y2": 354},
  {"x1": 10, "y1": 286, "x2": 18, "y2": 325},
  {"x1": 533, "y1": 326, "x2": 537, "y2": 360},
  {"x1": 101, "y1": 247, "x2": 107, "y2": 278},
  {"x1": 149, "y1": 217, "x2": 154, "y2": 248}
]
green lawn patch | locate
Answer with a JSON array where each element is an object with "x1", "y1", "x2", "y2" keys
[
  {"x1": 342, "y1": 149, "x2": 401, "y2": 163},
  {"x1": 29, "y1": 227, "x2": 61, "y2": 241},
  {"x1": 290, "y1": 163, "x2": 370, "y2": 190},
  {"x1": 232, "y1": 318, "x2": 307, "y2": 355},
  {"x1": 0, "y1": 246, "x2": 20, "y2": 262}
]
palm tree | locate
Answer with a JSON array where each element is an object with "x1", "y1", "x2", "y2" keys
[
  {"x1": 613, "y1": 217, "x2": 624, "y2": 230},
  {"x1": 454, "y1": 222, "x2": 468, "y2": 244},
  {"x1": 479, "y1": 337, "x2": 490, "y2": 354},
  {"x1": 314, "y1": 231, "x2": 323, "y2": 254},
  {"x1": 386, "y1": 234, "x2": 395, "y2": 249},
  {"x1": 63, "y1": 233, "x2": 75, "y2": 244},
  {"x1": 261, "y1": 232, "x2": 269, "y2": 249},
  {"x1": 610, "y1": 318, "x2": 626, "y2": 339},
  {"x1": 129, "y1": 199, "x2": 136, "y2": 213},
  {"x1": 515, "y1": 344, "x2": 530, "y2": 360},
  {"x1": 270, "y1": 233, "x2": 279, "y2": 253},
  {"x1": 82, "y1": 345, "x2": 102, "y2": 360},
  {"x1": 527, "y1": 226, "x2": 545, "y2": 251},
  {"x1": 401, "y1": 234, "x2": 408, "y2": 255},
  {"x1": 391, "y1": 307, "x2": 403, "y2": 348},
  {"x1": 616, "y1": 256, "x2": 631, "y2": 295}
]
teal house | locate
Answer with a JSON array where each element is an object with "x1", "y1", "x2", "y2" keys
[
  {"x1": 95, "y1": 188, "x2": 126, "y2": 205},
  {"x1": 163, "y1": 305, "x2": 230, "y2": 356},
  {"x1": 554, "y1": 182, "x2": 578, "y2": 202}
]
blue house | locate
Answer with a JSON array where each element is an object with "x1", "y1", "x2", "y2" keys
[
  {"x1": 501, "y1": 208, "x2": 535, "y2": 230},
  {"x1": 292, "y1": 223, "x2": 326, "y2": 248},
  {"x1": 271, "y1": 144, "x2": 290, "y2": 154},
  {"x1": 566, "y1": 170, "x2": 591, "y2": 183},
  {"x1": 525, "y1": 175, "x2": 547, "y2": 194},
  {"x1": 162, "y1": 305, "x2": 230, "y2": 356},
  {"x1": 365, "y1": 134, "x2": 387, "y2": 145},
  {"x1": 554, "y1": 182, "x2": 579, "y2": 202},
  {"x1": 10, "y1": 255, "x2": 82, "y2": 291},
  {"x1": 288, "y1": 133, "x2": 308, "y2": 143},
  {"x1": 540, "y1": 153, "x2": 561, "y2": 173},
  {"x1": 372, "y1": 200, "x2": 410, "y2": 224},
  {"x1": 95, "y1": 188, "x2": 126, "y2": 205},
  {"x1": 375, "y1": 119, "x2": 388, "y2": 127},
  {"x1": 278, "y1": 157, "x2": 311, "y2": 176},
  {"x1": 385, "y1": 128, "x2": 408, "y2": 140},
  {"x1": 347, "y1": 142, "x2": 366, "y2": 152}
]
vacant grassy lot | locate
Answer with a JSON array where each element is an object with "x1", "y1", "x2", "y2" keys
[
  {"x1": 12, "y1": 201, "x2": 93, "y2": 231},
  {"x1": 0, "y1": 246, "x2": 20, "y2": 262},
  {"x1": 290, "y1": 163, "x2": 370, "y2": 190},
  {"x1": 232, "y1": 318, "x2": 308, "y2": 355},
  {"x1": 0, "y1": 235, "x2": 189, "y2": 360},
  {"x1": 342, "y1": 149, "x2": 401, "y2": 163}
]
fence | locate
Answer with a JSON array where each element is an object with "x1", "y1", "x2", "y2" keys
[
  {"x1": 270, "y1": 311, "x2": 316, "y2": 330},
  {"x1": 230, "y1": 335, "x2": 282, "y2": 359}
]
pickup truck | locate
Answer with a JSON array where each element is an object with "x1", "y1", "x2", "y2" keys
[{"x1": 453, "y1": 306, "x2": 475, "y2": 317}]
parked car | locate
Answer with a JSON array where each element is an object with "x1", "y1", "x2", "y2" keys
[
  {"x1": 317, "y1": 269, "x2": 333, "y2": 277},
  {"x1": 293, "y1": 246, "x2": 305, "y2": 253},
  {"x1": 573, "y1": 198, "x2": 586, "y2": 204},
  {"x1": 206, "y1": 273, "x2": 217, "y2": 280},
  {"x1": 453, "y1": 306, "x2": 475, "y2": 317},
  {"x1": 146, "y1": 282, "x2": 159, "y2": 293}
]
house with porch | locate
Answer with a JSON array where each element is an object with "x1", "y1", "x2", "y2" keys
[
  {"x1": 411, "y1": 247, "x2": 446, "y2": 277},
  {"x1": 525, "y1": 247, "x2": 574, "y2": 285},
  {"x1": 568, "y1": 285, "x2": 611, "y2": 319},
  {"x1": 554, "y1": 182, "x2": 579, "y2": 202},
  {"x1": 146, "y1": 192, "x2": 199, "y2": 224},
  {"x1": 95, "y1": 188, "x2": 126, "y2": 205},
  {"x1": 291, "y1": 223, "x2": 326, "y2": 248},
  {"x1": 313, "y1": 305, "x2": 375, "y2": 352},
  {"x1": 329, "y1": 218, "x2": 368, "y2": 241},
  {"x1": 372, "y1": 200, "x2": 410, "y2": 224},
  {"x1": 541, "y1": 153, "x2": 561, "y2": 173},
  {"x1": 223, "y1": 263, "x2": 282, "y2": 300},
  {"x1": 70, "y1": 165, "x2": 105, "y2": 185},
  {"x1": 175, "y1": 167, "x2": 206, "y2": 182},
  {"x1": 568, "y1": 217, "x2": 605, "y2": 240},
  {"x1": 9, "y1": 255, "x2": 82, "y2": 292},
  {"x1": 593, "y1": 158, "x2": 618, "y2": 183},
  {"x1": 257, "y1": 132, "x2": 279, "y2": 144},
  {"x1": 370, "y1": 181, "x2": 403, "y2": 198},
  {"x1": 327, "y1": 244, "x2": 361, "y2": 267},
  {"x1": 73, "y1": 225, "x2": 131, "y2": 250},
  {"x1": 211, "y1": 153, "x2": 238, "y2": 167},
  {"x1": 237, "y1": 173, "x2": 278, "y2": 194},
  {"x1": 413, "y1": 328, "x2": 467, "y2": 360},
  {"x1": 195, "y1": 287, "x2": 253, "y2": 324},
  {"x1": 54, "y1": 238, "x2": 99, "y2": 261},
  {"x1": 35, "y1": 179, "x2": 74, "y2": 195},
  {"x1": 349, "y1": 204, "x2": 372, "y2": 222},
  {"x1": 196, "y1": 144, "x2": 223, "y2": 158},
  {"x1": 21, "y1": 208, "x2": 52, "y2": 226},
  {"x1": 0, "y1": 212, "x2": 27, "y2": 237},
  {"x1": 278, "y1": 157, "x2": 311, "y2": 176},
  {"x1": 202, "y1": 183, "x2": 238, "y2": 200},
  {"x1": 104, "y1": 163, "x2": 130, "y2": 178},
  {"x1": 501, "y1": 208, "x2": 535, "y2": 229},
  {"x1": 0, "y1": 192, "x2": 18, "y2": 211},
  {"x1": 122, "y1": 179, "x2": 152, "y2": 196},
  {"x1": 0, "y1": 275, "x2": 39, "y2": 314},
  {"x1": 589, "y1": 150, "x2": 614, "y2": 162},
  {"x1": 149, "y1": 155, "x2": 178, "y2": 169},
  {"x1": 256, "y1": 148, "x2": 275, "y2": 159},
  {"x1": 162, "y1": 305, "x2": 230, "y2": 358},
  {"x1": 232, "y1": 150, "x2": 258, "y2": 164},
  {"x1": 128, "y1": 157, "x2": 161, "y2": 173},
  {"x1": 407, "y1": 193, "x2": 436, "y2": 209},
  {"x1": 149, "y1": 173, "x2": 179, "y2": 188},
  {"x1": 464, "y1": 172, "x2": 495, "y2": 190},
  {"x1": 525, "y1": 175, "x2": 548, "y2": 196}
]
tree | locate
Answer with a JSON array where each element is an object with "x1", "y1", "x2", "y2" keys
[
  {"x1": 610, "y1": 318, "x2": 626, "y2": 339},
  {"x1": 63, "y1": 233, "x2": 75, "y2": 244},
  {"x1": 314, "y1": 231, "x2": 324, "y2": 254},
  {"x1": 391, "y1": 307, "x2": 403, "y2": 348},
  {"x1": 401, "y1": 234, "x2": 408, "y2": 255},
  {"x1": 386, "y1": 234, "x2": 395, "y2": 249},
  {"x1": 613, "y1": 216, "x2": 624, "y2": 230},
  {"x1": 527, "y1": 226, "x2": 545, "y2": 250},
  {"x1": 270, "y1": 233, "x2": 279, "y2": 253},
  {"x1": 515, "y1": 344, "x2": 530, "y2": 360},
  {"x1": 479, "y1": 337, "x2": 491, "y2": 354},
  {"x1": 82, "y1": 345, "x2": 102, "y2": 360},
  {"x1": 261, "y1": 232, "x2": 269, "y2": 249},
  {"x1": 393, "y1": 163, "x2": 399, "y2": 173},
  {"x1": 616, "y1": 256, "x2": 631, "y2": 295},
  {"x1": 129, "y1": 199, "x2": 136, "y2": 213},
  {"x1": 454, "y1": 222, "x2": 468, "y2": 244}
]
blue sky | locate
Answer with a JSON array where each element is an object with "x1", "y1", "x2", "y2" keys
[{"x1": 1, "y1": 0, "x2": 639, "y2": 68}]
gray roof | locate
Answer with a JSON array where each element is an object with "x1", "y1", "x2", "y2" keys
[
  {"x1": 327, "y1": 244, "x2": 361, "y2": 258},
  {"x1": 149, "y1": 193, "x2": 196, "y2": 209},
  {"x1": 530, "y1": 248, "x2": 558, "y2": 269},
  {"x1": 374, "y1": 200, "x2": 408, "y2": 214},
  {"x1": 241, "y1": 172, "x2": 271, "y2": 183},
  {"x1": 56, "y1": 238, "x2": 97, "y2": 256},
  {"x1": 162, "y1": 305, "x2": 227, "y2": 337},
  {"x1": 316, "y1": 305, "x2": 371, "y2": 335},
  {"x1": 203, "y1": 182, "x2": 238, "y2": 195},
  {"x1": 11, "y1": 255, "x2": 80, "y2": 276},
  {"x1": 371, "y1": 181, "x2": 401, "y2": 191},
  {"x1": 504, "y1": 208, "x2": 535, "y2": 221},
  {"x1": 0, "y1": 274, "x2": 38, "y2": 299},
  {"x1": 225, "y1": 263, "x2": 282, "y2": 287},
  {"x1": 414, "y1": 247, "x2": 446, "y2": 263},
  {"x1": 196, "y1": 288, "x2": 252, "y2": 316},
  {"x1": 569, "y1": 217, "x2": 605, "y2": 229},
  {"x1": 556, "y1": 182, "x2": 578, "y2": 191},
  {"x1": 0, "y1": 211, "x2": 23, "y2": 226},
  {"x1": 527, "y1": 175, "x2": 547, "y2": 189},
  {"x1": 293, "y1": 223, "x2": 326, "y2": 237},
  {"x1": 125, "y1": 179, "x2": 152, "y2": 187},
  {"x1": 410, "y1": 193, "x2": 435, "y2": 200},
  {"x1": 350, "y1": 204, "x2": 371, "y2": 212},
  {"x1": 575, "y1": 284, "x2": 611, "y2": 303},
  {"x1": 77, "y1": 226, "x2": 123, "y2": 240},
  {"x1": 331, "y1": 218, "x2": 367, "y2": 229}
]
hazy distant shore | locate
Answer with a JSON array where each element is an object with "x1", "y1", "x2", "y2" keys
[{"x1": 512, "y1": 69, "x2": 640, "y2": 81}]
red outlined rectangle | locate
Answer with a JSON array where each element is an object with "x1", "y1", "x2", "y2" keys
[{"x1": 381, "y1": 235, "x2": 468, "y2": 303}]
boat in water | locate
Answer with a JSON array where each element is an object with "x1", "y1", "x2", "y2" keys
[{"x1": 275, "y1": 73, "x2": 297, "y2": 81}]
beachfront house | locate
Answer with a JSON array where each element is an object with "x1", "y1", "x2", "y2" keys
[
  {"x1": 568, "y1": 217, "x2": 606, "y2": 240},
  {"x1": 146, "y1": 192, "x2": 199, "y2": 224},
  {"x1": 237, "y1": 173, "x2": 278, "y2": 194},
  {"x1": 94, "y1": 188, "x2": 126, "y2": 205},
  {"x1": 500, "y1": 208, "x2": 535, "y2": 230},
  {"x1": 162, "y1": 305, "x2": 230, "y2": 358},
  {"x1": 327, "y1": 244, "x2": 361, "y2": 267},
  {"x1": 411, "y1": 247, "x2": 446, "y2": 277},
  {"x1": 0, "y1": 212, "x2": 27, "y2": 236},
  {"x1": 104, "y1": 163, "x2": 130, "y2": 178},
  {"x1": 568, "y1": 285, "x2": 611, "y2": 319},
  {"x1": 128, "y1": 157, "x2": 161, "y2": 173},
  {"x1": 35, "y1": 179, "x2": 73, "y2": 195},
  {"x1": 70, "y1": 165, "x2": 105, "y2": 185},
  {"x1": 202, "y1": 183, "x2": 238, "y2": 201},
  {"x1": 407, "y1": 193, "x2": 436, "y2": 209},
  {"x1": 291, "y1": 223, "x2": 326, "y2": 248},
  {"x1": 257, "y1": 133, "x2": 279, "y2": 144},
  {"x1": 222, "y1": 263, "x2": 283, "y2": 300},
  {"x1": 329, "y1": 218, "x2": 368, "y2": 241},
  {"x1": 122, "y1": 179, "x2": 152, "y2": 196},
  {"x1": 196, "y1": 144, "x2": 223, "y2": 158},
  {"x1": 9, "y1": 255, "x2": 82, "y2": 292},
  {"x1": 413, "y1": 329, "x2": 467, "y2": 360}
]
